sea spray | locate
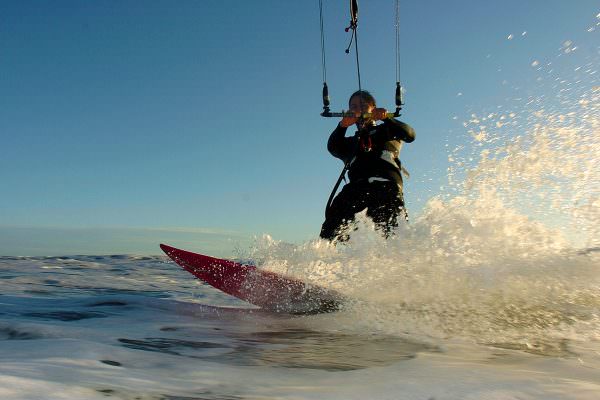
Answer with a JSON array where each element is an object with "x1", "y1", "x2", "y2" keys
[{"x1": 243, "y1": 32, "x2": 600, "y2": 351}]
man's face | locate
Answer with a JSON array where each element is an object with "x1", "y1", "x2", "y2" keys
[{"x1": 349, "y1": 96, "x2": 374, "y2": 115}]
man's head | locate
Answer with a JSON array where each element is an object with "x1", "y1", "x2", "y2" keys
[{"x1": 349, "y1": 90, "x2": 376, "y2": 114}]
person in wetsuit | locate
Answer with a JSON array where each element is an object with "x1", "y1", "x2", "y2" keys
[{"x1": 320, "y1": 90, "x2": 416, "y2": 241}]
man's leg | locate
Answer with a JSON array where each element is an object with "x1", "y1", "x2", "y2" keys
[
  {"x1": 320, "y1": 183, "x2": 367, "y2": 241},
  {"x1": 366, "y1": 182, "x2": 405, "y2": 238}
]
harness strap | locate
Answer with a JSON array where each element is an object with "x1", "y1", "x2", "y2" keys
[{"x1": 325, "y1": 162, "x2": 350, "y2": 219}]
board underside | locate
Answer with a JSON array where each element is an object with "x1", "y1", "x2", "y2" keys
[{"x1": 160, "y1": 244, "x2": 343, "y2": 314}]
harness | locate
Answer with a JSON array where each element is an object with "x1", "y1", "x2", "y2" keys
[{"x1": 325, "y1": 125, "x2": 408, "y2": 218}]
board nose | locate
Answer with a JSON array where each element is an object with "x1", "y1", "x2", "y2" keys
[{"x1": 159, "y1": 243, "x2": 174, "y2": 254}]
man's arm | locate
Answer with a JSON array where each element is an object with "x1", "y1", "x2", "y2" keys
[
  {"x1": 381, "y1": 118, "x2": 416, "y2": 143},
  {"x1": 327, "y1": 124, "x2": 355, "y2": 162}
]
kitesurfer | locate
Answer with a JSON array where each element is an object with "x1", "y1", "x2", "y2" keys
[{"x1": 320, "y1": 90, "x2": 415, "y2": 242}]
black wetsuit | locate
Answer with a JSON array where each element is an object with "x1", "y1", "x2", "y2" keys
[{"x1": 320, "y1": 118, "x2": 415, "y2": 241}]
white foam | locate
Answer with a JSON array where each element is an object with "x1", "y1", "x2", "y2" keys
[{"x1": 242, "y1": 47, "x2": 600, "y2": 350}]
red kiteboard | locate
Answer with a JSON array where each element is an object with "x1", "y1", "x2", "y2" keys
[{"x1": 160, "y1": 244, "x2": 343, "y2": 314}]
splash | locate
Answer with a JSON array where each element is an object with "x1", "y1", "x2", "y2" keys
[
  {"x1": 243, "y1": 23, "x2": 600, "y2": 353},
  {"x1": 450, "y1": 85, "x2": 599, "y2": 250}
]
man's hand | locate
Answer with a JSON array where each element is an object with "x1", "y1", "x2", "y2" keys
[
  {"x1": 339, "y1": 111, "x2": 360, "y2": 128},
  {"x1": 370, "y1": 108, "x2": 389, "y2": 121}
]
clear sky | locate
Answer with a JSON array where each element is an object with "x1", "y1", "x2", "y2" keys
[{"x1": 1, "y1": 1, "x2": 598, "y2": 255}]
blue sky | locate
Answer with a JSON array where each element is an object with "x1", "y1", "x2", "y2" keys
[{"x1": 1, "y1": 1, "x2": 598, "y2": 255}]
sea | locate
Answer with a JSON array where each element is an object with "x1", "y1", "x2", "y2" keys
[{"x1": 2, "y1": 21, "x2": 600, "y2": 400}]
